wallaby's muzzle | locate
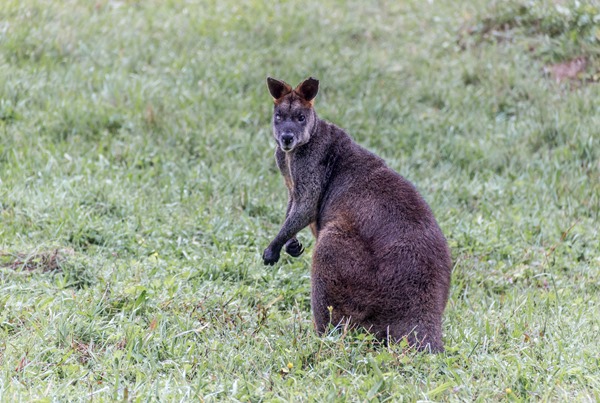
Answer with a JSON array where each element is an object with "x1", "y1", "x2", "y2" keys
[
  {"x1": 280, "y1": 132, "x2": 295, "y2": 150},
  {"x1": 275, "y1": 120, "x2": 306, "y2": 152}
]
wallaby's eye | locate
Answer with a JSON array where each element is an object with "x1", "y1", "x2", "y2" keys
[
  {"x1": 275, "y1": 113, "x2": 281, "y2": 121},
  {"x1": 297, "y1": 114, "x2": 305, "y2": 122}
]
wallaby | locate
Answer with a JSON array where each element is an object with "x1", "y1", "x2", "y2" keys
[{"x1": 263, "y1": 77, "x2": 452, "y2": 352}]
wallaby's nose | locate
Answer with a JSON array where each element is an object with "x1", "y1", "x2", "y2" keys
[{"x1": 281, "y1": 133, "x2": 294, "y2": 145}]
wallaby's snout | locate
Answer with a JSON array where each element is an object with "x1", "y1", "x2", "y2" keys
[
  {"x1": 275, "y1": 120, "x2": 303, "y2": 152},
  {"x1": 280, "y1": 132, "x2": 295, "y2": 150}
]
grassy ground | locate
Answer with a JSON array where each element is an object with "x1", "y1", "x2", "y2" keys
[{"x1": 1, "y1": 0, "x2": 599, "y2": 400}]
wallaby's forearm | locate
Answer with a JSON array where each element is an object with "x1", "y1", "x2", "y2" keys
[
  {"x1": 283, "y1": 190, "x2": 305, "y2": 257},
  {"x1": 274, "y1": 203, "x2": 314, "y2": 247},
  {"x1": 263, "y1": 200, "x2": 317, "y2": 265}
]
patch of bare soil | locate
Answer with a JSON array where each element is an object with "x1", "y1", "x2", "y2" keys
[
  {"x1": 544, "y1": 57, "x2": 600, "y2": 84},
  {"x1": 0, "y1": 248, "x2": 74, "y2": 272}
]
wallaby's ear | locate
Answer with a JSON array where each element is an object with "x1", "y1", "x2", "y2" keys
[
  {"x1": 294, "y1": 77, "x2": 319, "y2": 103},
  {"x1": 267, "y1": 77, "x2": 293, "y2": 100}
]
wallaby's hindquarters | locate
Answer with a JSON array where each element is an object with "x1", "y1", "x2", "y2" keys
[
  {"x1": 310, "y1": 160, "x2": 450, "y2": 352},
  {"x1": 264, "y1": 76, "x2": 452, "y2": 352}
]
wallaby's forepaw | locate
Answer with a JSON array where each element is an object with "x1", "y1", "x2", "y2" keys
[
  {"x1": 262, "y1": 246, "x2": 280, "y2": 266},
  {"x1": 284, "y1": 238, "x2": 304, "y2": 257}
]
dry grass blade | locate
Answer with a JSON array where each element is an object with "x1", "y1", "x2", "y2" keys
[{"x1": 0, "y1": 248, "x2": 74, "y2": 272}]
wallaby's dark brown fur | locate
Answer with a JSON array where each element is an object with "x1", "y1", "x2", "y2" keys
[{"x1": 263, "y1": 77, "x2": 452, "y2": 352}]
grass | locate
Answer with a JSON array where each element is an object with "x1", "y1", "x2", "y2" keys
[{"x1": 1, "y1": 0, "x2": 599, "y2": 400}]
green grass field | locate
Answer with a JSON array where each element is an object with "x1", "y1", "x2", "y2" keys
[{"x1": 1, "y1": 0, "x2": 599, "y2": 400}]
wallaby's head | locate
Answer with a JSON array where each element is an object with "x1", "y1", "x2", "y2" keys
[{"x1": 267, "y1": 77, "x2": 319, "y2": 152}]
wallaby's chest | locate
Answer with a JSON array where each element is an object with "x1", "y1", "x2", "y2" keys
[{"x1": 276, "y1": 149, "x2": 296, "y2": 190}]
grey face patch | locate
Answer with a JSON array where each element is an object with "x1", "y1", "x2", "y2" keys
[{"x1": 272, "y1": 96, "x2": 316, "y2": 152}]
